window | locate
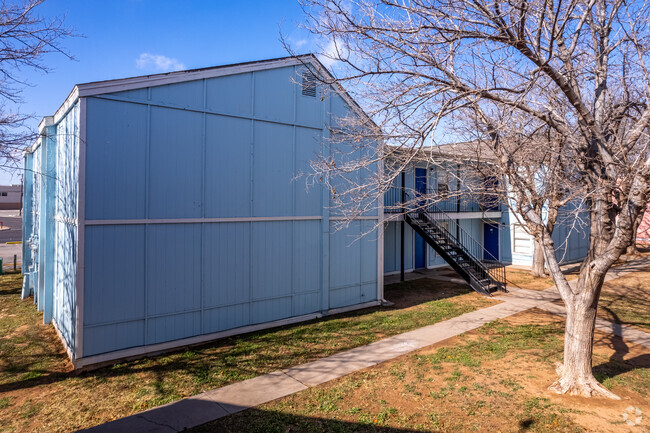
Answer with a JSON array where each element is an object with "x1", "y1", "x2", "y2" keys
[
  {"x1": 437, "y1": 168, "x2": 451, "y2": 195},
  {"x1": 512, "y1": 224, "x2": 532, "y2": 254},
  {"x1": 301, "y1": 72, "x2": 317, "y2": 97},
  {"x1": 1, "y1": 192, "x2": 7, "y2": 197}
]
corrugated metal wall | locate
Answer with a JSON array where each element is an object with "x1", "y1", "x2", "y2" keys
[
  {"x1": 53, "y1": 103, "x2": 79, "y2": 351},
  {"x1": 81, "y1": 65, "x2": 379, "y2": 358},
  {"x1": 21, "y1": 104, "x2": 80, "y2": 355}
]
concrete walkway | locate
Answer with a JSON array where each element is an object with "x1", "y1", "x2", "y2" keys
[{"x1": 82, "y1": 258, "x2": 650, "y2": 433}]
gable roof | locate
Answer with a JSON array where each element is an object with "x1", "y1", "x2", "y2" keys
[{"x1": 48, "y1": 54, "x2": 376, "y2": 133}]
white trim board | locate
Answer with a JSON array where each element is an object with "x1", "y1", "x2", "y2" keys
[
  {"x1": 329, "y1": 216, "x2": 380, "y2": 221},
  {"x1": 85, "y1": 216, "x2": 324, "y2": 226}
]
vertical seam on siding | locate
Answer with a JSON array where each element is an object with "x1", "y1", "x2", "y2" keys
[
  {"x1": 320, "y1": 89, "x2": 330, "y2": 313},
  {"x1": 76, "y1": 98, "x2": 86, "y2": 358},
  {"x1": 144, "y1": 88, "x2": 151, "y2": 345},
  {"x1": 249, "y1": 72, "x2": 255, "y2": 322},
  {"x1": 377, "y1": 147, "x2": 384, "y2": 301},
  {"x1": 292, "y1": 125, "x2": 296, "y2": 316},
  {"x1": 292, "y1": 65, "x2": 297, "y2": 317},
  {"x1": 200, "y1": 79, "x2": 207, "y2": 335}
]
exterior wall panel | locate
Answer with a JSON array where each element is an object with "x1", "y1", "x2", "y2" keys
[
  {"x1": 148, "y1": 107, "x2": 203, "y2": 218},
  {"x1": 76, "y1": 61, "x2": 379, "y2": 361},
  {"x1": 203, "y1": 222, "x2": 251, "y2": 308},
  {"x1": 205, "y1": 72, "x2": 253, "y2": 117},
  {"x1": 204, "y1": 116, "x2": 252, "y2": 218},
  {"x1": 252, "y1": 122, "x2": 294, "y2": 217},
  {"x1": 251, "y1": 221, "x2": 293, "y2": 300},
  {"x1": 146, "y1": 224, "x2": 202, "y2": 316},
  {"x1": 253, "y1": 67, "x2": 295, "y2": 124},
  {"x1": 52, "y1": 104, "x2": 80, "y2": 353},
  {"x1": 84, "y1": 225, "x2": 145, "y2": 326},
  {"x1": 85, "y1": 98, "x2": 147, "y2": 220}
]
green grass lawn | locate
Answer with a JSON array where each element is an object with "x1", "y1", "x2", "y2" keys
[
  {"x1": 0, "y1": 275, "x2": 497, "y2": 432},
  {"x1": 195, "y1": 310, "x2": 650, "y2": 433}
]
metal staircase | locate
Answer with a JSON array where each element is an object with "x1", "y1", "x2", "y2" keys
[{"x1": 402, "y1": 198, "x2": 507, "y2": 296}]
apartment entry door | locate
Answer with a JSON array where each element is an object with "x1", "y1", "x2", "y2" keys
[
  {"x1": 414, "y1": 168, "x2": 427, "y2": 269},
  {"x1": 483, "y1": 222, "x2": 500, "y2": 260}
]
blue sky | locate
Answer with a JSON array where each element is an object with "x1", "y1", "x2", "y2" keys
[{"x1": 4, "y1": 0, "x2": 318, "y2": 183}]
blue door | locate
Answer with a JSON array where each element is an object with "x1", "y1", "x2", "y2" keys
[
  {"x1": 483, "y1": 222, "x2": 499, "y2": 260},
  {"x1": 414, "y1": 168, "x2": 427, "y2": 268}
]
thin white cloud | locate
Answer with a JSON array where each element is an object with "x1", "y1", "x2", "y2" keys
[
  {"x1": 293, "y1": 39, "x2": 308, "y2": 49},
  {"x1": 318, "y1": 39, "x2": 344, "y2": 68},
  {"x1": 136, "y1": 53, "x2": 185, "y2": 72}
]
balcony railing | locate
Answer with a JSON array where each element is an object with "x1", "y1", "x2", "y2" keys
[{"x1": 384, "y1": 187, "x2": 501, "y2": 214}]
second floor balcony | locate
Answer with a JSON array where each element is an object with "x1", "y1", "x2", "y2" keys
[{"x1": 383, "y1": 187, "x2": 502, "y2": 216}]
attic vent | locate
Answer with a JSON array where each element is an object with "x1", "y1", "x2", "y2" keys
[{"x1": 301, "y1": 72, "x2": 317, "y2": 97}]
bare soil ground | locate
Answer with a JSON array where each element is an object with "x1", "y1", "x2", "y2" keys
[
  {"x1": 0, "y1": 274, "x2": 496, "y2": 432},
  {"x1": 197, "y1": 309, "x2": 650, "y2": 433},
  {"x1": 598, "y1": 269, "x2": 650, "y2": 333}
]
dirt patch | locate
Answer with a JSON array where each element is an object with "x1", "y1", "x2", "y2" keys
[
  {"x1": 198, "y1": 308, "x2": 650, "y2": 433},
  {"x1": 0, "y1": 324, "x2": 29, "y2": 340},
  {"x1": 599, "y1": 270, "x2": 650, "y2": 333},
  {"x1": 0, "y1": 274, "x2": 498, "y2": 432}
]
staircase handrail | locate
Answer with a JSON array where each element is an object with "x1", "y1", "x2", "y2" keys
[{"x1": 402, "y1": 190, "x2": 506, "y2": 290}]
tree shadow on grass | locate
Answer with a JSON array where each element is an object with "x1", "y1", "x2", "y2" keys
[
  {"x1": 592, "y1": 307, "x2": 650, "y2": 383},
  {"x1": 383, "y1": 278, "x2": 475, "y2": 309},
  {"x1": 0, "y1": 279, "x2": 474, "y2": 394},
  {"x1": 592, "y1": 352, "x2": 650, "y2": 384}
]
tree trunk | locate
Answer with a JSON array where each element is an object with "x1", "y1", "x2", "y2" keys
[
  {"x1": 549, "y1": 298, "x2": 620, "y2": 399},
  {"x1": 626, "y1": 212, "x2": 643, "y2": 256},
  {"x1": 531, "y1": 239, "x2": 546, "y2": 277}
]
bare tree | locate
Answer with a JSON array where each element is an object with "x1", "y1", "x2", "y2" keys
[
  {"x1": 625, "y1": 208, "x2": 645, "y2": 255},
  {"x1": 0, "y1": 0, "x2": 72, "y2": 168},
  {"x1": 297, "y1": 0, "x2": 650, "y2": 399}
]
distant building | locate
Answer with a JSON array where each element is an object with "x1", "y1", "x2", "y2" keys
[{"x1": 0, "y1": 185, "x2": 21, "y2": 210}]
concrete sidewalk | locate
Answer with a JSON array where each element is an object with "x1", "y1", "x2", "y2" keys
[{"x1": 82, "y1": 258, "x2": 650, "y2": 433}]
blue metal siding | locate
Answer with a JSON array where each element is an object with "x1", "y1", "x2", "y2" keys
[
  {"x1": 148, "y1": 107, "x2": 204, "y2": 218},
  {"x1": 205, "y1": 72, "x2": 253, "y2": 117},
  {"x1": 203, "y1": 222, "x2": 251, "y2": 308},
  {"x1": 84, "y1": 225, "x2": 145, "y2": 326},
  {"x1": 254, "y1": 67, "x2": 295, "y2": 124},
  {"x1": 80, "y1": 64, "x2": 379, "y2": 358},
  {"x1": 552, "y1": 204, "x2": 589, "y2": 263},
  {"x1": 52, "y1": 103, "x2": 79, "y2": 355},
  {"x1": 204, "y1": 116, "x2": 252, "y2": 217},
  {"x1": 84, "y1": 321, "x2": 144, "y2": 357},
  {"x1": 146, "y1": 224, "x2": 202, "y2": 316},
  {"x1": 150, "y1": 80, "x2": 204, "y2": 110},
  {"x1": 22, "y1": 103, "x2": 79, "y2": 356},
  {"x1": 294, "y1": 128, "x2": 322, "y2": 215},
  {"x1": 253, "y1": 122, "x2": 294, "y2": 217},
  {"x1": 329, "y1": 221, "x2": 378, "y2": 308},
  {"x1": 383, "y1": 220, "x2": 414, "y2": 273},
  {"x1": 251, "y1": 221, "x2": 293, "y2": 300},
  {"x1": 85, "y1": 98, "x2": 147, "y2": 220},
  {"x1": 21, "y1": 152, "x2": 34, "y2": 298}
]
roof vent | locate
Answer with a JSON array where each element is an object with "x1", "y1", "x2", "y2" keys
[{"x1": 301, "y1": 72, "x2": 317, "y2": 97}]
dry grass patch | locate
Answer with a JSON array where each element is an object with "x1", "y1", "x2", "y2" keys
[
  {"x1": 0, "y1": 275, "x2": 498, "y2": 432},
  {"x1": 505, "y1": 267, "x2": 580, "y2": 291},
  {"x1": 599, "y1": 269, "x2": 650, "y2": 333},
  {"x1": 196, "y1": 309, "x2": 650, "y2": 433}
]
